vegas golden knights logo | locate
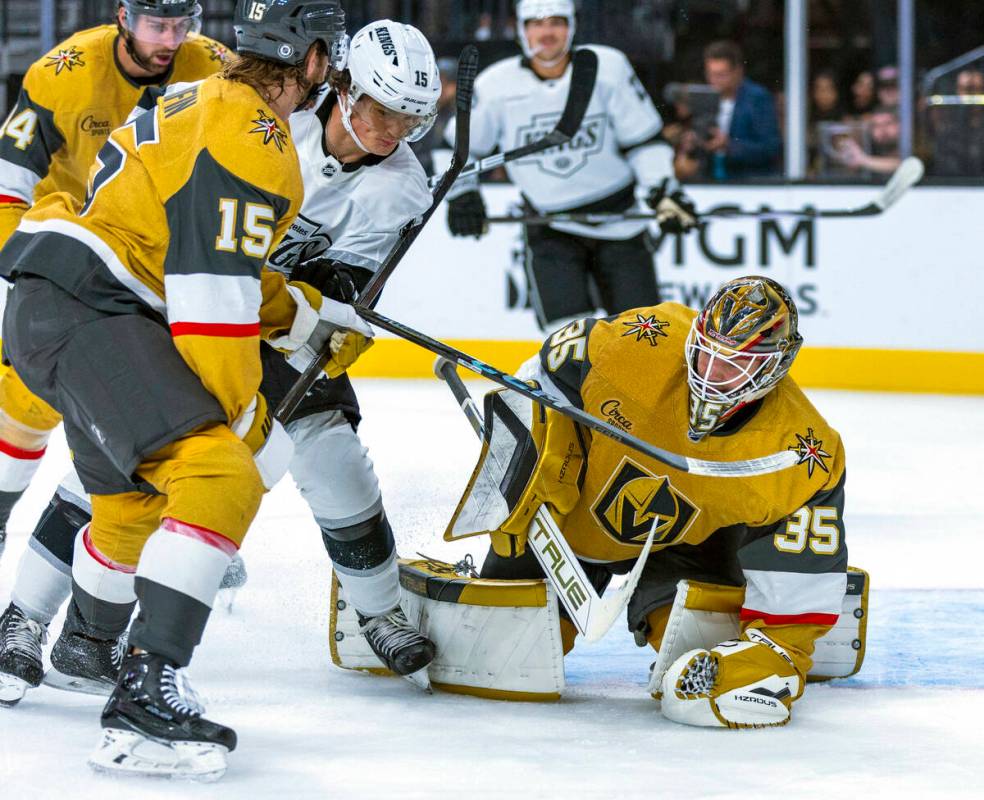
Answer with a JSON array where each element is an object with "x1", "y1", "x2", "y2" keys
[{"x1": 591, "y1": 457, "x2": 699, "y2": 546}]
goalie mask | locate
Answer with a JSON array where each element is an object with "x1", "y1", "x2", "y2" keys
[
  {"x1": 516, "y1": 0, "x2": 576, "y2": 64},
  {"x1": 234, "y1": 0, "x2": 349, "y2": 70},
  {"x1": 338, "y1": 21, "x2": 441, "y2": 152},
  {"x1": 685, "y1": 277, "x2": 803, "y2": 442}
]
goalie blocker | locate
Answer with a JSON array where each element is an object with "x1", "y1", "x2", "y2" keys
[{"x1": 329, "y1": 559, "x2": 867, "y2": 700}]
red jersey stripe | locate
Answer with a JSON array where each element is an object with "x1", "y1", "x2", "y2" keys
[
  {"x1": 170, "y1": 321, "x2": 260, "y2": 338},
  {"x1": 0, "y1": 438, "x2": 46, "y2": 461},
  {"x1": 161, "y1": 516, "x2": 239, "y2": 557}
]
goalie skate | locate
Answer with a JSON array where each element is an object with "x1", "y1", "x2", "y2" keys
[
  {"x1": 89, "y1": 651, "x2": 236, "y2": 782},
  {"x1": 0, "y1": 603, "x2": 47, "y2": 707}
]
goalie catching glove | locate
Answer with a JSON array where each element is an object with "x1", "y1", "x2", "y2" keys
[
  {"x1": 269, "y1": 283, "x2": 374, "y2": 378},
  {"x1": 660, "y1": 628, "x2": 801, "y2": 729},
  {"x1": 646, "y1": 179, "x2": 699, "y2": 234}
]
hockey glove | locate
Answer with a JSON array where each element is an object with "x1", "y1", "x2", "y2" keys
[
  {"x1": 291, "y1": 258, "x2": 360, "y2": 303},
  {"x1": 646, "y1": 179, "x2": 699, "y2": 234},
  {"x1": 231, "y1": 392, "x2": 293, "y2": 490},
  {"x1": 447, "y1": 190, "x2": 488, "y2": 238},
  {"x1": 659, "y1": 628, "x2": 801, "y2": 729},
  {"x1": 270, "y1": 284, "x2": 375, "y2": 378}
]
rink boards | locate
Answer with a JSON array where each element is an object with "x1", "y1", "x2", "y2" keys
[{"x1": 358, "y1": 184, "x2": 984, "y2": 394}]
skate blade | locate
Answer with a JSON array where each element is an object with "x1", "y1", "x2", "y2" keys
[
  {"x1": 88, "y1": 729, "x2": 228, "y2": 782},
  {"x1": 216, "y1": 587, "x2": 239, "y2": 613},
  {"x1": 0, "y1": 673, "x2": 30, "y2": 707},
  {"x1": 403, "y1": 667, "x2": 432, "y2": 694},
  {"x1": 43, "y1": 668, "x2": 115, "y2": 697}
]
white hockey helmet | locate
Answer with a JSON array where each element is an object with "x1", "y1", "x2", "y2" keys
[
  {"x1": 339, "y1": 20, "x2": 441, "y2": 149},
  {"x1": 516, "y1": 0, "x2": 576, "y2": 61}
]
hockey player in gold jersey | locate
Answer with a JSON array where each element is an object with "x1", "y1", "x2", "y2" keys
[
  {"x1": 0, "y1": 1, "x2": 232, "y2": 558},
  {"x1": 0, "y1": 0, "x2": 360, "y2": 780},
  {"x1": 448, "y1": 276, "x2": 850, "y2": 728}
]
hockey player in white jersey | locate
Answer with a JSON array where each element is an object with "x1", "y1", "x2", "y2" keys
[
  {"x1": 261, "y1": 19, "x2": 439, "y2": 679},
  {"x1": 444, "y1": 0, "x2": 699, "y2": 330},
  {"x1": 0, "y1": 18, "x2": 440, "y2": 708}
]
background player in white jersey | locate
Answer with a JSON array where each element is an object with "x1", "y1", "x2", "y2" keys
[
  {"x1": 443, "y1": 0, "x2": 699, "y2": 331},
  {"x1": 262, "y1": 19, "x2": 439, "y2": 677}
]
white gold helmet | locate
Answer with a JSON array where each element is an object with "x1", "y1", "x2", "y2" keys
[
  {"x1": 339, "y1": 20, "x2": 441, "y2": 151},
  {"x1": 516, "y1": 0, "x2": 576, "y2": 61}
]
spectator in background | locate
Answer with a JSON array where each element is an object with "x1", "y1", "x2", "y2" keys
[
  {"x1": 929, "y1": 68, "x2": 984, "y2": 177},
  {"x1": 847, "y1": 69, "x2": 877, "y2": 119},
  {"x1": 475, "y1": 12, "x2": 493, "y2": 41},
  {"x1": 410, "y1": 56, "x2": 458, "y2": 175},
  {"x1": 808, "y1": 69, "x2": 845, "y2": 173},
  {"x1": 837, "y1": 105, "x2": 901, "y2": 175},
  {"x1": 875, "y1": 65, "x2": 900, "y2": 109},
  {"x1": 699, "y1": 40, "x2": 781, "y2": 179}
]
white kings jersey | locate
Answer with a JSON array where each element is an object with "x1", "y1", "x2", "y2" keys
[
  {"x1": 267, "y1": 92, "x2": 431, "y2": 276},
  {"x1": 444, "y1": 45, "x2": 673, "y2": 240}
]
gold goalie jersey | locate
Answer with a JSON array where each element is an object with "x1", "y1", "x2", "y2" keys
[
  {"x1": 0, "y1": 24, "x2": 231, "y2": 244},
  {"x1": 449, "y1": 301, "x2": 848, "y2": 675},
  {"x1": 0, "y1": 74, "x2": 303, "y2": 427}
]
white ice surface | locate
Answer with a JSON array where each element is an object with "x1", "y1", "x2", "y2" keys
[{"x1": 1, "y1": 382, "x2": 983, "y2": 798}]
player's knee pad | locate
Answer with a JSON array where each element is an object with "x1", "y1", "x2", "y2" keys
[
  {"x1": 330, "y1": 556, "x2": 566, "y2": 700},
  {"x1": 30, "y1": 491, "x2": 92, "y2": 570},
  {"x1": 88, "y1": 492, "x2": 165, "y2": 566},
  {"x1": 147, "y1": 424, "x2": 264, "y2": 546},
  {"x1": 72, "y1": 524, "x2": 137, "y2": 638},
  {"x1": 320, "y1": 508, "x2": 394, "y2": 571}
]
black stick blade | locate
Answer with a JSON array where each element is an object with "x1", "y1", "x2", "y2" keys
[{"x1": 553, "y1": 48, "x2": 598, "y2": 139}]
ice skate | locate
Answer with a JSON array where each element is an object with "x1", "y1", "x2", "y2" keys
[
  {"x1": 216, "y1": 553, "x2": 248, "y2": 613},
  {"x1": 0, "y1": 603, "x2": 48, "y2": 707},
  {"x1": 89, "y1": 651, "x2": 236, "y2": 781},
  {"x1": 44, "y1": 600, "x2": 126, "y2": 696},
  {"x1": 358, "y1": 607, "x2": 436, "y2": 686}
]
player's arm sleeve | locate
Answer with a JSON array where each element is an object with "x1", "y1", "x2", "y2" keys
[
  {"x1": 736, "y1": 470, "x2": 849, "y2": 680},
  {"x1": 162, "y1": 149, "x2": 295, "y2": 425},
  {"x1": 608, "y1": 52, "x2": 676, "y2": 191},
  {"x1": 0, "y1": 82, "x2": 66, "y2": 239}
]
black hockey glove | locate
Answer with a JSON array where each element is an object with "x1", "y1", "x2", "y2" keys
[
  {"x1": 646, "y1": 180, "x2": 699, "y2": 235},
  {"x1": 447, "y1": 190, "x2": 488, "y2": 238},
  {"x1": 290, "y1": 258, "x2": 359, "y2": 303}
]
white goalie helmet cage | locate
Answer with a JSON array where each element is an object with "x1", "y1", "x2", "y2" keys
[
  {"x1": 341, "y1": 20, "x2": 441, "y2": 145},
  {"x1": 515, "y1": 0, "x2": 577, "y2": 60}
]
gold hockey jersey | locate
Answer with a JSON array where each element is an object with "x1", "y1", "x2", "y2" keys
[
  {"x1": 450, "y1": 302, "x2": 848, "y2": 675},
  {"x1": 0, "y1": 24, "x2": 231, "y2": 244},
  {"x1": 0, "y1": 75, "x2": 303, "y2": 428}
]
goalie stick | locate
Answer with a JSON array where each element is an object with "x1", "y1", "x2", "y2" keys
[
  {"x1": 427, "y1": 48, "x2": 599, "y2": 190},
  {"x1": 274, "y1": 45, "x2": 480, "y2": 422},
  {"x1": 353, "y1": 304, "x2": 799, "y2": 478},
  {"x1": 486, "y1": 156, "x2": 925, "y2": 225},
  {"x1": 433, "y1": 357, "x2": 654, "y2": 642}
]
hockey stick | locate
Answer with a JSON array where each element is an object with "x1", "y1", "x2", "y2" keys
[
  {"x1": 354, "y1": 304, "x2": 798, "y2": 478},
  {"x1": 433, "y1": 357, "x2": 655, "y2": 642},
  {"x1": 274, "y1": 45, "x2": 480, "y2": 423},
  {"x1": 427, "y1": 48, "x2": 598, "y2": 190},
  {"x1": 486, "y1": 156, "x2": 926, "y2": 225}
]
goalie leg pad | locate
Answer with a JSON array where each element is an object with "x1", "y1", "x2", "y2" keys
[{"x1": 330, "y1": 557, "x2": 565, "y2": 700}]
